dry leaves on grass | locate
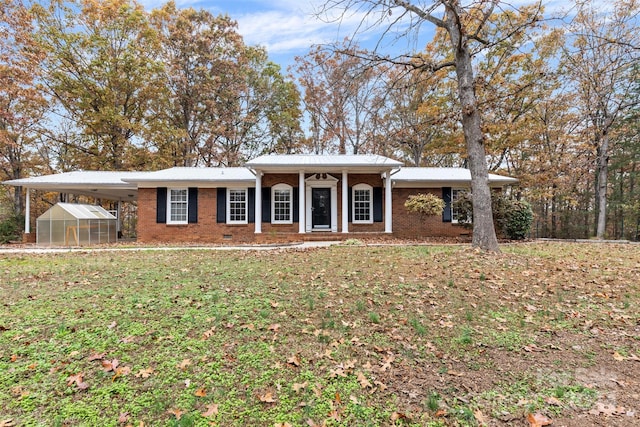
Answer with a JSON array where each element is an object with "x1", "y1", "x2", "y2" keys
[
  {"x1": 201, "y1": 403, "x2": 219, "y2": 417},
  {"x1": 527, "y1": 412, "x2": 552, "y2": 426},
  {"x1": 66, "y1": 373, "x2": 89, "y2": 390}
]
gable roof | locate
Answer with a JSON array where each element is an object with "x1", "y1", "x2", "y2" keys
[
  {"x1": 38, "y1": 203, "x2": 117, "y2": 221},
  {"x1": 246, "y1": 154, "x2": 402, "y2": 172},
  {"x1": 393, "y1": 168, "x2": 518, "y2": 187}
]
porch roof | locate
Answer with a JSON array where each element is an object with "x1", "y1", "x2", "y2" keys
[
  {"x1": 246, "y1": 154, "x2": 403, "y2": 173},
  {"x1": 393, "y1": 168, "x2": 518, "y2": 187},
  {"x1": 122, "y1": 167, "x2": 254, "y2": 187},
  {"x1": 3, "y1": 171, "x2": 141, "y2": 201}
]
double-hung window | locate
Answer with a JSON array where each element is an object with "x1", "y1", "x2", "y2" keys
[
  {"x1": 167, "y1": 188, "x2": 188, "y2": 224},
  {"x1": 272, "y1": 184, "x2": 293, "y2": 224},
  {"x1": 352, "y1": 184, "x2": 373, "y2": 224},
  {"x1": 227, "y1": 188, "x2": 248, "y2": 224},
  {"x1": 451, "y1": 188, "x2": 465, "y2": 223}
]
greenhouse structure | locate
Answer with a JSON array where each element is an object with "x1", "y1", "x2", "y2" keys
[{"x1": 37, "y1": 203, "x2": 118, "y2": 246}]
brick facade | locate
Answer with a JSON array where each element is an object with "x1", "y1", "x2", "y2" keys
[{"x1": 136, "y1": 174, "x2": 468, "y2": 244}]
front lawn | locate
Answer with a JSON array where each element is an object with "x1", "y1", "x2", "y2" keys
[{"x1": 1, "y1": 242, "x2": 638, "y2": 426}]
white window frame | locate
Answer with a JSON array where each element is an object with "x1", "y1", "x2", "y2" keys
[
  {"x1": 352, "y1": 183, "x2": 373, "y2": 224},
  {"x1": 451, "y1": 188, "x2": 466, "y2": 224},
  {"x1": 167, "y1": 188, "x2": 188, "y2": 225},
  {"x1": 271, "y1": 183, "x2": 293, "y2": 224},
  {"x1": 227, "y1": 188, "x2": 248, "y2": 224}
]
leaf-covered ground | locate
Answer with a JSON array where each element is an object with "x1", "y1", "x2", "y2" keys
[{"x1": 0, "y1": 242, "x2": 639, "y2": 426}]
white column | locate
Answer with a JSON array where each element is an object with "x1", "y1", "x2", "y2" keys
[
  {"x1": 117, "y1": 200, "x2": 122, "y2": 235},
  {"x1": 255, "y1": 172, "x2": 262, "y2": 233},
  {"x1": 385, "y1": 171, "x2": 392, "y2": 233},
  {"x1": 341, "y1": 170, "x2": 349, "y2": 233},
  {"x1": 25, "y1": 187, "x2": 31, "y2": 234},
  {"x1": 298, "y1": 171, "x2": 305, "y2": 233}
]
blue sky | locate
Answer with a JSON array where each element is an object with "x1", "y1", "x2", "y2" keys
[
  {"x1": 138, "y1": 1, "x2": 582, "y2": 71},
  {"x1": 140, "y1": 0, "x2": 431, "y2": 70}
]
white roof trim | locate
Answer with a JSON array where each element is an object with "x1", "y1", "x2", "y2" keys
[
  {"x1": 393, "y1": 168, "x2": 518, "y2": 187},
  {"x1": 246, "y1": 154, "x2": 403, "y2": 169},
  {"x1": 122, "y1": 167, "x2": 255, "y2": 185}
]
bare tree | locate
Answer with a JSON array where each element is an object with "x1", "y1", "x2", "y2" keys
[
  {"x1": 561, "y1": 0, "x2": 640, "y2": 239},
  {"x1": 317, "y1": 0, "x2": 543, "y2": 252}
]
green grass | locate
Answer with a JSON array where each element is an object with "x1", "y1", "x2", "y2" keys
[{"x1": 0, "y1": 243, "x2": 638, "y2": 426}]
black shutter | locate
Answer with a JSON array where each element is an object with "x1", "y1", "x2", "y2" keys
[
  {"x1": 348, "y1": 186, "x2": 353, "y2": 222},
  {"x1": 248, "y1": 188, "x2": 255, "y2": 223},
  {"x1": 156, "y1": 187, "x2": 167, "y2": 223},
  {"x1": 216, "y1": 188, "x2": 226, "y2": 223},
  {"x1": 188, "y1": 188, "x2": 198, "y2": 223},
  {"x1": 373, "y1": 187, "x2": 383, "y2": 223},
  {"x1": 261, "y1": 187, "x2": 271, "y2": 223},
  {"x1": 442, "y1": 187, "x2": 452, "y2": 223},
  {"x1": 293, "y1": 187, "x2": 299, "y2": 223}
]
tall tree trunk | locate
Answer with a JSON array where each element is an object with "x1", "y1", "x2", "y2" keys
[
  {"x1": 447, "y1": 9, "x2": 500, "y2": 252},
  {"x1": 596, "y1": 131, "x2": 609, "y2": 239},
  {"x1": 14, "y1": 185, "x2": 24, "y2": 217}
]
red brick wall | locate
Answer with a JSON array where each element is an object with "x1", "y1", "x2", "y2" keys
[
  {"x1": 137, "y1": 188, "x2": 256, "y2": 244},
  {"x1": 136, "y1": 179, "x2": 467, "y2": 243},
  {"x1": 392, "y1": 188, "x2": 469, "y2": 238}
]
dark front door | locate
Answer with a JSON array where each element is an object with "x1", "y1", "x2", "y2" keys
[{"x1": 312, "y1": 188, "x2": 331, "y2": 229}]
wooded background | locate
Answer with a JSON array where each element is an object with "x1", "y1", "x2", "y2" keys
[{"x1": 1, "y1": 0, "x2": 638, "y2": 240}]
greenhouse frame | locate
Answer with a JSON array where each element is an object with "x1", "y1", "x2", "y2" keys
[{"x1": 37, "y1": 203, "x2": 118, "y2": 246}]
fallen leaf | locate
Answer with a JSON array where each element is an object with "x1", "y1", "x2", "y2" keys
[
  {"x1": 167, "y1": 408, "x2": 183, "y2": 420},
  {"x1": 356, "y1": 371, "x2": 372, "y2": 389},
  {"x1": 201, "y1": 403, "x2": 219, "y2": 417},
  {"x1": 523, "y1": 344, "x2": 544, "y2": 352},
  {"x1": 268, "y1": 323, "x2": 280, "y2": 332},
  {"x1": 112, "y1": 366, "x2": 131, "y2": 381},
  {"x1": 88, "y1": 352, "x2": 106, "y2": 361},
  {"x1": 258, "y1": 391, "x2": 276, "y2": 403},
  {"x1": 545, "y1": 396, "x2": 562, "y2": 406},
  {"x1": 194, "y1": 387, "x2": 207, "y2": 397},
  {"x1": 292, "y1": 382, "x2": 308, "y2": 392},
  {"x1": 588, "y1": 402, "x2": 626, "y2": 416},
  {"x1": 177, "y1": 359, "x2": 191, "y2": 370},
  {"x1": 613, "y1": 352, "x2": 625, "y2": 361},
  {"x1": 107, "y1": 321, "x2": 117, "y2": 329},
  {"x1": 102, "y1": 359, "x2": 119, "y2": 372},
  {"x1": 118, "y1": 412, "x2": 129, "y2": 424},
  {"x1": 527, "y1": 412, "x2": 552, "y2": 426},
  {"x1": 447, "y1": 369, "x2": 463, "y2": 377},
  {"x1": 135, "y1": 367, "x2": 154, "y2": 378},
  {"x1": 202, "y1": 327, "x2": 216, "y2": 340},
  {"x1": 274, "y1": 423, "x2": 292, "y2": 427},
  {"x1": 287, "y1": 354, "x2": 301, "y2": 367},
  {"x1": 0, "y1": 419, "x2": 15, "y2": 427},
  {"x1": 472, "y1": 409, "x2": 489, "y2": 426},
  {"x1": 390, "y1": 412, "x2": 410, "y2": 422},
  {"x1": 434, "y1": 409, "x2": 447, "y2": 417},
  {"x1": 67, "y1": 372, "x2": 89, "y2": 390}
]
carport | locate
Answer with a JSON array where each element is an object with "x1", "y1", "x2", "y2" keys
[{"x1": 3, "y1": 171, "x2": 142, "y2": 241}]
